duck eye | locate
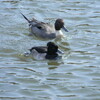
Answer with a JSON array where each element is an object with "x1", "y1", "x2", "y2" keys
[{"x1": 37, "y1": 26, "x2": 42, "y2": 29}]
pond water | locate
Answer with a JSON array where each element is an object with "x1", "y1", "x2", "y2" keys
[{"x1": 0, "y1": 0, "x2": 100, "y2": 100}]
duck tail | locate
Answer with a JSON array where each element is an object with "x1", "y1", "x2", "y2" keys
[{"x1": 20, "y1": 12, "x2": 31, "y2": 23}]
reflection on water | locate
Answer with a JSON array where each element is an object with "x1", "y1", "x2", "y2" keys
[{"x1": 0, "y1": 0, "x2": 100, "y2": 100}]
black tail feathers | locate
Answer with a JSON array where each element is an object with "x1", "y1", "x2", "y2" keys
[{"x1": 20, "y1": 12, "x2": 31, "y2": 23}]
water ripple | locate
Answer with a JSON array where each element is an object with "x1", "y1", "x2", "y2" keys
[{"x1": 0, "y1": 0, "x2": 100, "y2": 100}]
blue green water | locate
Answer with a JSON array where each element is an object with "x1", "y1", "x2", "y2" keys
[{"x1": 0, "y1": 0, "x2": 100, "y2": 100}]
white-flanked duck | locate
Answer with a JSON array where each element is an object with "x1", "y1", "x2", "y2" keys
[
  {"x1": 21, "y1": 13, "x2": 68, "y2": 40},
  {"x1": 29, "y1": 42, "x2": 63, "y2": 60}
]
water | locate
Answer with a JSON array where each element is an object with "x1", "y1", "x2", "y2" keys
[{"x1": 0, "y1": 0, "x2": 100, "y2": 100}]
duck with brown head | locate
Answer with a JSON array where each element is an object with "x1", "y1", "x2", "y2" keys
[{"x1": 21, "y1": 13, "x2": 68, "y2": 40}]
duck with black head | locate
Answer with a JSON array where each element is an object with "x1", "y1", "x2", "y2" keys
[
  {"x1": 21, "y1": 13, "x2": 68, "y2": 40},
  {"x1": 29, "y1": 42, "x2": 63, "y2": 60}
]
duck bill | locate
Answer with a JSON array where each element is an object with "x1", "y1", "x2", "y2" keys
[
  {"x1": 57, "y1": 49, "x2": 64, "y2": 54},
  {"x1": 62, "y1": 26, "x2": 68, "y2": 32}
]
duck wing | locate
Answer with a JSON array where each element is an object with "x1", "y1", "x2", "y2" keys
[
  {"x1": 30, "y1": 22, "x2": 56, "y2": 39},
  {"x1": 30, "y1": 46, "x2": 47, "y2": 53}
]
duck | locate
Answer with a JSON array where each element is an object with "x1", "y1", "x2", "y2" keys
[
  {"x1": 29, "y1": 42, "x2": 63, "y2": 60},
  {"x1": 21, "y1": 13, "x2": 68, "y2": 40}
]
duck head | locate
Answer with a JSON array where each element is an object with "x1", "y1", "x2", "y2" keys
[
  {"x1": 55, "y1": 19, "x2": 68, "y2": 32},
  {"x1": 45, "y1": 42, "x2": 58, "y2": 59},
  {"x1": 47, "y1": 42, "x2": 58, "y2": 55}
]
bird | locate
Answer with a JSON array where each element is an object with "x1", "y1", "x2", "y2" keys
[
  {"x1": 21, "y1": 13, "x2": 68, "y2": 40},
  {"x1": 29, "y1": 42, "x2": 63, "y2": 60}
]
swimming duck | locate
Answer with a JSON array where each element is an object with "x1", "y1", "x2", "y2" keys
[
  {"x1": 21, "y1": 13, "x2": 68, "y2": 40},
  {"x1": 29, "y1": 42, "x2": 63, "y2": 60}
]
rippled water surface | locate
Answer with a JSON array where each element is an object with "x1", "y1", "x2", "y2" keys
[{"x1": 0, "y1": 0, "x2": 100, "y2": 100}]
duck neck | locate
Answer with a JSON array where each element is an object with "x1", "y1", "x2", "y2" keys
[
  {"x1": 45, "y1": 53, "x2": 58, "y2": 59},
  {"x1": 46, "y1": 49, "x2": 58, "y2": 59}
]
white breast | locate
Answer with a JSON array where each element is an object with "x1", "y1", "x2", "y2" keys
[
  {"x1": 30, "y1": 49, "x2": 46, "y2": 60},
  {"x1": 56, "y1": 30, "x2": 64, "y2": 39}
]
